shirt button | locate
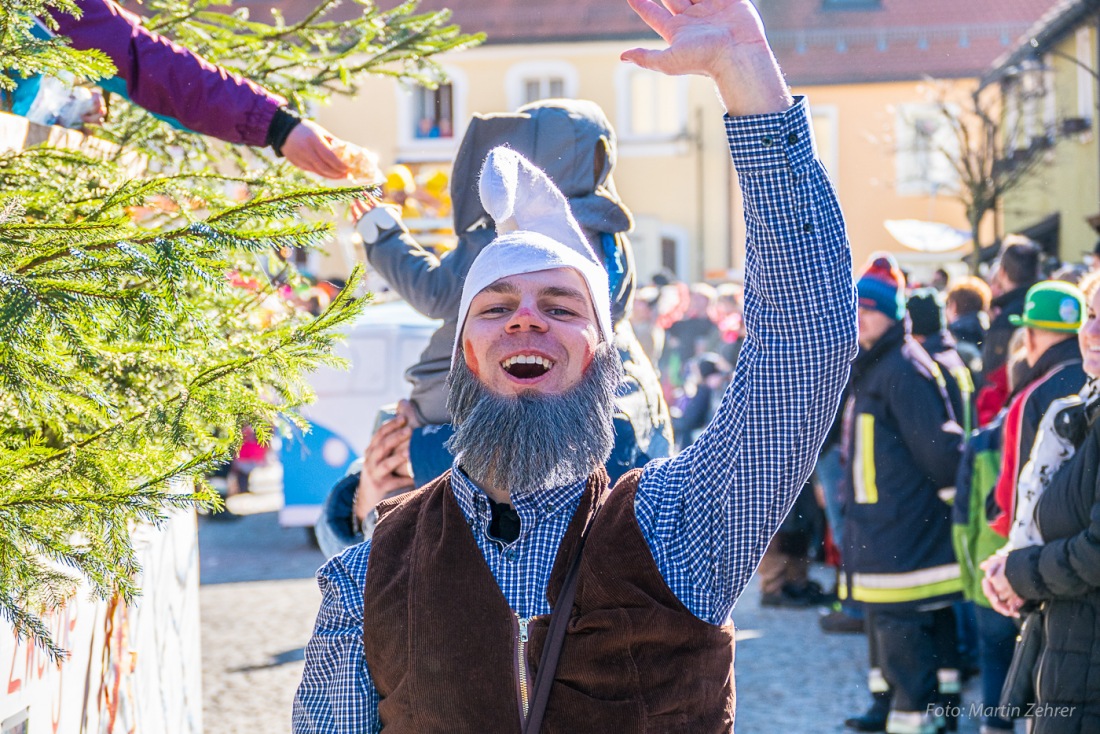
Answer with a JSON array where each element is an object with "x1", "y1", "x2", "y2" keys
[
  {"x1": 761, "y1": 135, "x2": 774, "y2": 147},
  {"x1": 788, "y1": 132, "x2": 800, "y2": 145},
  {"x1": 803, "y1": 222, "x2": 814, "y2": 233},
  {"x1": 545, "y1": 503, "x2": 555, "y2": 513},
  {"x1": 503, "y1": 549, "x2": 516, "y2": 562}
]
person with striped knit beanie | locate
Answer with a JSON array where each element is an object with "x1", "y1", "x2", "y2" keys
[
  {"x1": 856, "y1": 253, "x2": 906, "y2": 343},
  {"x1": 841, "y1": 252, "x2": 966, "y2": 734}
]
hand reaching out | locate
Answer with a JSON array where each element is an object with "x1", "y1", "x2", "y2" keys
[
  {"x1": 81, "y1": 89, "x2": 107, "y2": 127},
  {"x1": 394, "y1": 399, "x2": 423, "y2": 429},
  {"x1": 349, "y1": 197, "x2": 376, "y2": 221},
  {"x1": 281, "y1": 119, "x2": 350, "y2": 179}
]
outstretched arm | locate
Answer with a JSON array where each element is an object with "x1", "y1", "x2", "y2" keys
[
  {"x1": 627, "y1": 0, "x2": 858, "y2": 624},
  {"x1": 52, "y1": 0, "x2": 347, "y2": 177},
  {"x1": 353, "y1": 203, "x2": 489, "y2": 320}
]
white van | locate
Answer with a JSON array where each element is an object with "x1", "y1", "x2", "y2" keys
[{"x1": 278, "y1": 300, "x2": 439, "y2": 528}]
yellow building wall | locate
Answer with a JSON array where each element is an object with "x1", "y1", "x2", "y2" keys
[
  {"x1": 318, "y1": 41, "x2": 737, "y2": 284},
  {"x1": 1003, "y1": 29, "x2": 1100, "y2": 263},
  {"x1": 316, "y1": 43, "x2": 990, "y2": 284},
  {"x1": 791, "y1": 79, "x2": 984, "y2": 277}
]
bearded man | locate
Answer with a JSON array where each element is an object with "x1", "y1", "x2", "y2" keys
[{"x1": 293, "y1": 0, "x2": 858, "y2": 731}]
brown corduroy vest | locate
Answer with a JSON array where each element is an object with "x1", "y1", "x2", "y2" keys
[{"x1": 361, "y1": 468, "x2": 736, "y2": 733}]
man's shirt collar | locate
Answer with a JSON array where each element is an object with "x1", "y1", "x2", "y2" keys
[{"x1": 450, "y1": 464, "x2": 586, "y2": 544}]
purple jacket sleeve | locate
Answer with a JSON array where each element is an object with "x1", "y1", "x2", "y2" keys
[{"x1": 52, "y1": 0, "x2": 284, "y2": 146}]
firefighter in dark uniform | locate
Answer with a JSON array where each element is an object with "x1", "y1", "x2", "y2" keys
[{"x1": 841, "y1": 256, "x2": 965, "y2": 734}]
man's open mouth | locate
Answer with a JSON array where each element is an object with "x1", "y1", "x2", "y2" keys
[{"x1": 501, "y1": 354, "x2": 554, "y2": 379}]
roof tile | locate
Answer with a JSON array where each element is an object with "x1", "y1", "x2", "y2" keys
[{"x1": 239, "y1": 0, "x2": 1063, "y2": 82}]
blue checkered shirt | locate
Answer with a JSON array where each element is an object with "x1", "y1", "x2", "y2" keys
[{"x1": 292, "y1": 97, "x2": 858, "y2": 733}]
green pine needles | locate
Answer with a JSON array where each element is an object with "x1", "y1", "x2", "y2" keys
[{"x1": 0, "y1": 0, "x2": 481, "y2": 660}]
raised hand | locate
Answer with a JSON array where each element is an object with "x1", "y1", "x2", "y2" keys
[{"x1": 621, "y1": 0, "x2": 792, "y2": 117}]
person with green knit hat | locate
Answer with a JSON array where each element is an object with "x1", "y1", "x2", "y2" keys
[{"x1": 987, "y1": 279, "x2": 1087, "y2": 539}]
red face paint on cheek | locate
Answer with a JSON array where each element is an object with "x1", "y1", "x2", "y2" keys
[
  {"x1": 581, "y1": 344, "x2": 595, "y2": 371},
  {"x1": 463, "y1": 338, "x2": 481, "y2": 377}
]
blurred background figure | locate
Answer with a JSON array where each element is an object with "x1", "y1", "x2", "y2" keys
[
  {"x1": 714, "y1": 282, "x2": 745, "y2": 367},
  {"x1": 930, "y1": 268, "x2": 950, "y2": 292},
  {"x1": 661, "y1": 282, "x2": 719, "y2": 390},
  {"x1": 841, "y1": 254, "x2": 963, "y2": 734},
  {"x1": 758, "y1": 480, "x2": 830, "y2": 609},
  {"x1": 229, "y1": 425, "x2": 269, "y2": 497},
  {"x1": 1085, "y1": 240, "x2": 1100, "y2": 273},
  {"x1": 945, "y1": 276, "x2": 991, "y2": 379},
  {"x1": 671, "y1": 353, "x2": 730, "y2": 452},
  {"x1": 908, "y1": 288, "x2": 976, "y2": 435},
  {"x1": 630, "y1": 285, "x2": 665, "y2": 368},
  {"x1": 978, "y1": 239, "x2": 1042, "y2": 427},
  {"x1": 383, "y1": 165, "x2": 423, "y2": 220}
]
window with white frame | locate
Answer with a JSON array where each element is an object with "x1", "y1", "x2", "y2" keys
[
  {"x1": 413, "y1": 83, "x2": 455, "y2": 140},
  {"x1": 505, "y1": 62, "x2": 578, "y2": 110},
  {"x1": 397, "y1": 68, "x2": 467, "y2": 160},
  {"x1": 1004, "y1": 82, "x2": 1022, "y2": 151},
  {"x1": 1077, "y1": 27, "x2": 1095, "y2": 124},
  {"x1": 1019, "y1": 62, "x2": 1043, "y2": 142},
  {"x1": 525, "y1": 77, "x2": 564, "y2": 104},
  {"x1": 895, "y1": 103, "x2": 959, "y2": 196},
  {"x1": 616, "y1": 66, "x2": 687, "y2": 141},
  {"x1": 1043, "y1": 61, "x2": 1057, "y2": 132}
]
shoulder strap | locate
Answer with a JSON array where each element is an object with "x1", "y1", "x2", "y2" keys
[{"x1": 523, "y1": 496, "x2": 603, "y2": 734}]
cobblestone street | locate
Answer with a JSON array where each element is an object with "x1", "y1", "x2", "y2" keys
[{"x1": 199, "y1": 470, "x2": 1008, "y2": 732}]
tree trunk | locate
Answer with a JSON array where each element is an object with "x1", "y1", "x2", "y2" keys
[{"x1": 968, "y1": 210, "x2": 984, "y2": 275}]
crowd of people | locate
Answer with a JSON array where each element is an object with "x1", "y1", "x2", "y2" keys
[
  {"x1": 707, "y1": 236, "x2": 1097, "y2": 734},
  {"x1": 607, "y1": 235, "x2": 1100, "y2": 734},
  {"x1": 50, "y1": 0, "x2": 1099, "y2": 730}
]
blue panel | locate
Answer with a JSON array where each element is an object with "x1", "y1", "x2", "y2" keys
[{"x1": 279, "y1": 421, "x2": 357, "y2": 512}]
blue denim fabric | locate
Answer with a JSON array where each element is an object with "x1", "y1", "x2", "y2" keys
[
  {"x1": 974, "y1": 604, "x2": 1019, "y2": 728},
  {"x1": 817, "y1": 445, "x2": 862, "y2": 619}
]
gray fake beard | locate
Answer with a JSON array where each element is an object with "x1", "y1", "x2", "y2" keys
[{"x1": 445, "y1": 343, "x2": 621, "y2": 497}]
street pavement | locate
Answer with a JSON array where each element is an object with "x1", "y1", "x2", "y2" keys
[
  {"x1": 199, "y1": 467, "x2": 1016, "y2": 733},
  {"x1": 200, "y1": 465, "x2": 324, "y2": 734}
]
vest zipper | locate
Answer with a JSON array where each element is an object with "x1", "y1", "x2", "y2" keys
[{"x1": 513, "y1": 612, "x2": 531, "y2": 729}]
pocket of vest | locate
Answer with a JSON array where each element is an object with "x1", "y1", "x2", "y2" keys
[
  {"x1": 534, "y1": 608, "x2": 641, "y2": 704},
  {"x1": 542, "y1": 680, "x2": 646, "y2": 732}
]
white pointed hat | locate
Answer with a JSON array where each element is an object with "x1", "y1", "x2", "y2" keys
[{"x1": 453, "y1": 147, "x2": 613, "y2": 361}]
